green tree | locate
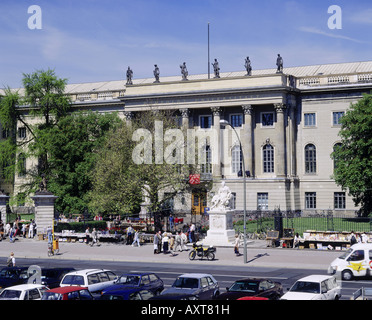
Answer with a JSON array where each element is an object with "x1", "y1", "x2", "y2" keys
[
  {"x1": 47, "y1": 110, "x2": 122, "y2": 213},
  {"x1": 332, "y1": 94, "x2": 372, "y2": 216},
  {"x1": 0, "y1": 69, "x2": 71, "y2": 201}
]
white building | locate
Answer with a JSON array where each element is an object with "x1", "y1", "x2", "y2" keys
[{"x1": 4, "y1": 60, "x2": 372, "y2": 216}]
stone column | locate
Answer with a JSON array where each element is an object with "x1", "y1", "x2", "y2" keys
[
  {"x1": 0, "y1": 193, "x2": 9, "y2": 224},
  {"x1": 274, "y1": 103, "x2": 287, "y2": 177},
  {"x1": 31, "y1": 191, "x2": 58, "y2": 238},
  {"x1": 211, "y1": 107, "x2": 221, "y2": 177},
  {"x1": 242, "y1": 105, "x2": 253, "y2": 177}
]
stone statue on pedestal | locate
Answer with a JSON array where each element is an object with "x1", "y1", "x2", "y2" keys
[{"x1": 210, "y1": 181, "x2": 232, "y2": 211}]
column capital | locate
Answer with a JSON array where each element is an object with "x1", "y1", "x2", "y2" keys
[
  {"x1": 124, "y1": 111, "x2": 134, "y2": 121},
  {"x1": 179, "y1": 108, "x2": 189, "y2": 118},
  {"x1": 211, "y1": 107, "x2": 221, "y2": 116},
  {"x1": 274, "y1": 103, "x2": 287, "y2": 113},
  {"x1": 242, "y1": 105, "x2": 253, "y2": 115}
]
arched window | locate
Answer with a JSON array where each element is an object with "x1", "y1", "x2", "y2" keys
[
  {"x1": 333, "y1": 143, "x2": 342, "y2": 171},
  {"x1": 231, "y1": 145, "x2": 242, "y2": 174},
  {"x1": 18, "y1": 153, "x2": 26, "y2": 177},
  {"x1": 263, "y1": 144, "x2": 274, "y2": 173},
  {"x1": 305, "y1": 144, "x2": 317, "y2": 174}
]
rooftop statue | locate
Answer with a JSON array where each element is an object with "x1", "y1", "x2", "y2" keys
[
  {"x1": 212, "y1": 58, "x2": 220, "y2": 78},
  {"x1": 180, "y1": 62, "x2": 188, "y2": 81},
  {"x1": 244, "y1": 56, "x2": 252, "y2": 76},
  {"x1": 276, "y1": 54, "x2": 283, "y2": 73},
  {"x1": 126, "y1": 66, "x2": 133, "y2": 85},
  {"x1": 153, "y1": 64, "x2": 160, "y2": 83}
]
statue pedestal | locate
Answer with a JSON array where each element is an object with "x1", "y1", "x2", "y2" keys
[
  {"x1": 31, "y1": 192, "x2": 57, "y2": 238},
  {"x1": 202, "y1": 210, "x2": 236, "y2": 247}
]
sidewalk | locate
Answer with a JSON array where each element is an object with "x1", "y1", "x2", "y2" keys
[{"x1": 0, "y1": 237, "x2": 342, "y2": 271}]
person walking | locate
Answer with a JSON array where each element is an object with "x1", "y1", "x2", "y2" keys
[
  {"x1": 90, "y1": 228, "x2": 99, "y2": 246},
  {"x1": 234, "y1": 234, "x2": 241, "y2": 256},
  {"x1": 126, "y1": 225, "x2": 134, "y2": 245},
  {"x1": 9, "y1": 225, "x2": 15, "y2": 243},
  {"x1": 174, "y1": 231, "x2": 182, "y2": 252},
  {"x1": 181, "y1": 231, "x2": 188, "y2": 251},
  {"x1": 7, "y1": 252, "x2": 15, "y2": 267},
  {"x1": 28, "y1": 220, "x2": 34, "y2": 238},
  {"x1": 153, "y1": 231, "x2": 162, "y2": 254},
  {"x1": 162, "y1": 232, "x2": 169, "y2": 254},
  {"x1": 131, "y1": 230, "x2": 141, "y2": 247}
]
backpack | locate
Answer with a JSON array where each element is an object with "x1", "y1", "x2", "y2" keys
[
  {"x1": 350, "y1": 235, "x2": 357, "y2": 245},
  {"x1": 6, "y1": 257, "x2": 12, "y2": 267}
]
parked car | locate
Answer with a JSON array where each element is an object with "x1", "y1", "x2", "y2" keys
[
  {"x1": 161, "y1": 273, "x2": 219, "y2": 300},
  {"x1": 280, "y1": 275, "x2": 341, "y2": 300},
  {"x1": 102, "y1": 272, "x2": 164, "y2": 295},
  {"x1": 100, "y1": 288, "x2": 155, "y2": 300},
  {"x1": 215, "y1": 278, "x2": 283, "y2": 300},
  {"x1": 42, "y1": 286, "x2": 94, "y2": 300},
  {"x1": 0, "y1": 284, "x2": 49, "y2": 300},
  {"x1": 60, "y1": 269, "x2": 117, "y2": 293},
  {"x1": 41, "y1": 268, "x2": 76, "y2": 288},
  {"x1": 0, "y1": 267, "x2": 29, "y2": 288},
  {"x1": 328, "y1": 243, "x2": 372, "y2": 280}
]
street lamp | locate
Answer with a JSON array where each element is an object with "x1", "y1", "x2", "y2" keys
[{"x1": 220, "y1": 119, "x2": 247, "y2": 263}]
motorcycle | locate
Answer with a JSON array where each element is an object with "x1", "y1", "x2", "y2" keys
[{"x1": 188, "y1": 243, "x2": 216, "y2": 261}]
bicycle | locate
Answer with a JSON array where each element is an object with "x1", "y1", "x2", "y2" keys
[{"x1": 47, "y1": 242, "x2": 59, "y2": 256}]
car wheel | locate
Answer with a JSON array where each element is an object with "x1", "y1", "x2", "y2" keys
[{"x1": 342, "y1": 270, "x2": 353, "y2": 281}]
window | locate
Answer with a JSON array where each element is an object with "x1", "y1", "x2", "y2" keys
[
  {"x1": 333, "y1": 143, "x2": 342, "y2": 171},
  {"x1": 230, "y1": 114, "x2": 243, "y2": 127},
  {"x1": 305, "y1": 192, "x2": 316, "y2": 209},
  {"x1": 263, "y1": 144, "x2": 274, "y2": 173},
  {"x1": 257, "y1": 193, "x2": 268, "y2": 210},
  {"x1": 87, "y1": 274, "x2": 99, "y2": 284},
  {"x1": 305, "y1": 144, "x2": 316, "y2": 174},
  {"x1": 231, "y1": 145, "x2": 242, "y2": 174},
  {"x1": 333, "y1": 112, "x2": 345, "y2": 126},
  {"x1": 201, "y1": 277, "x2": 208, "y2": 288},
  {"x1": 231, "y1": 192, "x2": 236, "y2": 209},
  {"x1": 200, "y1": 115, "x2": 212, "y2": 129},
  {"x1": 304, "y1": 113, "x2": 316, "y2": 127},
  {"x1": 334, "y1": 192, "x2": 345, "y2": 209},
  {"x1": 18, "y1": 153, "x2": 26, "y2": 177},
  {"x1": 18, "y1": 127, "x2": 26, "y2": 139},
  {"x1": 201, "y1": 145, "x2": 212, "y2": 174},
  {"x1": 261, "y1": 112, "x2": 274, "y2": 127}
]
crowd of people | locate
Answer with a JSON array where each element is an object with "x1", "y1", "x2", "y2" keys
[{"x1": 0, "y1": 218, "x2": 37, "y2": 243}]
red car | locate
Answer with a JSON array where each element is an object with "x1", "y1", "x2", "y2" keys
[{"x1": 41, "y1": 286, "x2": 94, "y2": 300}]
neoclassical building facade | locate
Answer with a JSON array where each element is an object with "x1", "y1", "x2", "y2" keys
[{"x1": 3, "y1": 60, "x2": 372, "y2": 216}]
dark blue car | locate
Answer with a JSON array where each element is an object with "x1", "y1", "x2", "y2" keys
[
  {"x1": 0, "y1": 267, "x2": 29, "y2": 289},
  {"x1": 100, "y1": 288, "x2": 155, "y2": 300},
  {"x1": 102, "y1": 273, "x2": 164, "y2": 295}
]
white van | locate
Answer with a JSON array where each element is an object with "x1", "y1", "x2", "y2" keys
[{"x1": 328, "y1": 243, "x2": 372, "y2": 280}]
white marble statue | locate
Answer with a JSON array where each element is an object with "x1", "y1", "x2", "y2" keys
[{"x1": 210, "y1": 181, "x2": 232, "y2": 211}]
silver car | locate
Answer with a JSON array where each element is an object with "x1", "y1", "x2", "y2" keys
[{"x1": 161, "y1": 273, "x2": 219, "y2": 300}]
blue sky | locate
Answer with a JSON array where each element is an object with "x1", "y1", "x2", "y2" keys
[{"x1": 0, "y1": 0, "x2": 371, "y2": 88}]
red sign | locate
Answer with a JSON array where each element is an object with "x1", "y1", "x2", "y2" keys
[{"x1": 189, "y1": 174, "x2": 200, "y2": 185}]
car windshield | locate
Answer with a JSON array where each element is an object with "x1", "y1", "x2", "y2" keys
[
  {"x1": 290, "y1": 281, "x2": 320, "y2": 294},
  {"x1": 42, "y1": 292, "x2": 63, "y2": 300},
  {"x1": 0, "y1": 290, "x2": 21, "y2": 299},
  {"x1": 229, "y1": 281, "x2": 259, "y2": 293},
  {"x1": 173, "y1": 277, "x2": 199, "y2": 289},
  {"x1": 338, "y1": 248, "x2": 353, "y2": 260},
  {"x1": 61, "y1": 275, "x2": 84, "y2": 286},
  {"x1": 118, "y1": 275, "x2": 140, "y2": 285}
]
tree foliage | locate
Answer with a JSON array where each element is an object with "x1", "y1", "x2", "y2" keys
[{"x1": 332, "y1": 93, "x2": 372, "y2": 216}]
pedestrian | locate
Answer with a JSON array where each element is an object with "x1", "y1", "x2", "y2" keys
[
  {"x1": 361, "y1": 232, "x2": 368, "y2": 243},
  {"x1": 126, "y1": 225, "x2": 134, "y2": 245},
  {"x1": 90, "y1": 228, "x2": 98, "y2": 246},
  {"x1": 350, "y1": 231, "x2": 357, "y2": 245},
  {"x1": 169, "y1": 234, "x2": 176, "y2": 256},
  {"x1": 85, "y1": 227, "x2": 90, "y2": 245},
  {"x1": 169, "y1": 214, "x2": 174, "y2": 231},
  {"x1": 181, "y1": 231, "x2": 188, "y2": 251},
  {"x1": 189, "y1": 223, "x2": 196, "y2": 243},
  {"x1": 174, "y1": 231, "x2": 182, "y2": 252},
  {"x1": 234, "y1": 235, "x2": 241, "y2": 256},
  {"x1": 28, "y1": 220, "x2": 34, "y2": 238},
  {"x1": 153, "y1": 230, "x2": 162, "y2": 254},
  {"x1": 21, "y1": 223, "x2": 26, "y2": 238},
  {"x1": 131, "y1": 230, "x2": 141, "y2": 247},
  {"x1": 162, "y1": 232, "x2": 169, "y2": 254},
  {"x1": 5, "y1": 223, "x2": 10, "y2": 237},
  {"x1": 0, "y1": 220, "x2": 4, "y2": 240},
  {"x1": 9, "y1": 225, "x2": 15, "y2": 243},
  {"x1": 7, "y1": 252, "x2": 15, "y2": 267},
  {"x1": 47, "y1": 225, "x2": 53, "y2": 244}
]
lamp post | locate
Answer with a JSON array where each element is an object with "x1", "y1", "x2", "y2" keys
[{"x1": 220, "y1": 119, "x2": 247, "y2": 263}]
